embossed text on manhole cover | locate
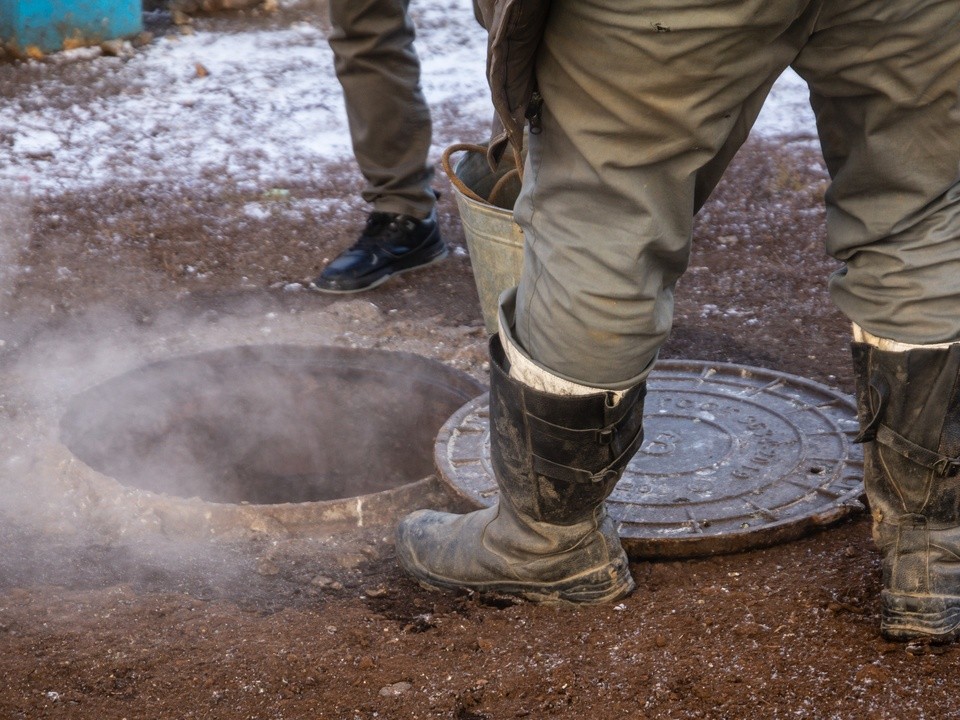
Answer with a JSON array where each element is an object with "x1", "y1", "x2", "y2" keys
[{"x1": 435, "y1": 361, "x2": 864, "y2": 559}]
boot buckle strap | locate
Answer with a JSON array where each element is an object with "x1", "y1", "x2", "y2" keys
[
  {"x1": 529, "y1": 424, "x2": 646, "y2": 485},
  {"x1": 531, "y1": 455, "x2": 618, "y2": 485},
  {"x1": 526, "y1": 413, "x2": 621, "y2": 446},
  {"x1": 897, "y1": 512, "x2": 929, "y2": 529},
  {"x1": 875, "y1": 424, "x2": 960, "y2": 477},
  {"x1": 854, "y1": 377, "x2": 888, "y2": 444},
  {"x1": 592, "y1": 468, "x2": 621, "y2": 484},
  {"x1": 935, "y1": 457, "x2": 960, "y2": 478}
]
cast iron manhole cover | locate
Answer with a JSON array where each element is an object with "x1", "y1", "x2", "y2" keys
[{"x1": 435, "y1": 360, "x2": 864, "y2": 558}]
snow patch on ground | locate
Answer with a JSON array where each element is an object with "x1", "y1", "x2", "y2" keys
[
  {"x1": 0, "y1": 1, "x2": 816, "y2": 197},
  {"x1": 752, "y1": 68, "x2": 816, "y2": 140}
]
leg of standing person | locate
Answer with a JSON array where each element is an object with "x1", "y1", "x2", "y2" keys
[
  {"x1": 397, "y1": 0, "x2": 831, "y2": 602},
  {"x1": 312, "y1": 0, "x2": 447, "y2": 294},
  {"x1": 792, "y1": 0, "x2": 960, "y2": 642}
]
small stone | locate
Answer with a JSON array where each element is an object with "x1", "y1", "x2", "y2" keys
[
  {"x1": 256, "y1": 559, "x2": 279, "y2": 576},
  {"x1": 100, "y1": 40, "x2": 134, "y2": 58},
  {"x1": 132, "y1": 32, "x2": 154, "y2": 48},
  {"x1": 875, "y1": 639, "x2": 900, "y2": 654},
  {"x1": 248, "y1": 517, "x2": 283, "y2": 534},
  {"x1": 357, "y1": 655, "x2": 375, "y2": 670},
  {"x1": 855, "y1": 665, "x2": 891, "y2": 685},
  {"x1": 379, "y1": 681, "x2": 412, "y2": 697}
]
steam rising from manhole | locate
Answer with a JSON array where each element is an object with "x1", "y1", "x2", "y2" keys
[{"x1": 59, "y1": 345, "x2": 485, "y2": 517}]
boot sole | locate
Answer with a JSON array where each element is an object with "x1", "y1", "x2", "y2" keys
[
  {"x1": 310, "y1": 244, "x2": 449, "y2": 295},
  {"x1": 402, "y1": 557, "x2": 636, "y2": 606},
  {"x1": 881, "y1": 590, "x2": 960, "y2": 643}
]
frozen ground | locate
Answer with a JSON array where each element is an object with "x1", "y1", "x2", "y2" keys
[
  {"x1": 0, "y1": 0, "x2": 816, "y2": 197},
  {"x1": 2, "y1": 6, "x2": 958, "y2": 720}
]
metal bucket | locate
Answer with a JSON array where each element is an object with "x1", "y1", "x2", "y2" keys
[{"x1": 442, "y1": 144, "x2": 524, "y2": 334}]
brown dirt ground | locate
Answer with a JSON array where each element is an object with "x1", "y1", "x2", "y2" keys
[{"x1": 2, "y1": 6, "x2": 959, "y2": 720}]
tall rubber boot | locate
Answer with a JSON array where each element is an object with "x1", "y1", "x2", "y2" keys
[
  {"x1": 395, "y1": 334, "x2": 645, "y2": 603},
  {"x1": 852, "y1": 331, "x2": 960, "y2": 642}
]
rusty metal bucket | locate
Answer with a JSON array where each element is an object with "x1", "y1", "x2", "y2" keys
[{"x1": 441, "y1": 143, "x2": 524, "y2": 334}]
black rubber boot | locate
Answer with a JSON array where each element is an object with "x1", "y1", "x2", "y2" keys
[
  {"x1": 395, "y1": 335, "x2": 644, "y2": 604},
  {"x1": 852, "y1": 341, "x2": 960, "y2": 642},
  {"x1": 311, "y1": 208, "x2": 447, "y2": 293}
]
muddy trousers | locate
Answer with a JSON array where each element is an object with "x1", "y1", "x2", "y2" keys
[
  {"x1": 510, "y1": 0, "x2": 960, "y2": 388},
  {"x1": 328, "y1": 0, "x2": 435, "y2": 218}
]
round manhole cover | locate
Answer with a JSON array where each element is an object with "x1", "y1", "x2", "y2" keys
[{"x1": 436, "y1": 360, "x2": 864, "y2": 558}]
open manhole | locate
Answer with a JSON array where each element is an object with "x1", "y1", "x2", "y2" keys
[
  {"x1": 58, "y1": 344, "x2": 485, "y2": 537},
  {"x1": 436, "y1": 360, "x2": 864, "y2": 559}
]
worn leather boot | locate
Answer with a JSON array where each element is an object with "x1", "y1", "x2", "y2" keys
[
  {"x1": 852, "y1": 335, "x2": 960, "y2": 642},
  {"x1": 395, "y1": 334, "x2": 645, "y2": 603}
]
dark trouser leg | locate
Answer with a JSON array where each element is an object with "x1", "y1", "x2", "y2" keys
[
  {"x1": 794, "y1": 0, "x2": 960, "y2": 344},
  {"x1": 328, "y1": 0, "x2": 435, "y2": 218},
  {"x1": 511, "y1": 0, "x2": 817, "y2": 388}
]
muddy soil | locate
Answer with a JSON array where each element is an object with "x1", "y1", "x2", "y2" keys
[{"x1": 1, "y1": 6, "x2": 958, "y2": 720}]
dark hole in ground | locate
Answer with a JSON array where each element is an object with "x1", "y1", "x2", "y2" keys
[{"x1": 59, "y1": 344, "x2": 485, "y2": 504}]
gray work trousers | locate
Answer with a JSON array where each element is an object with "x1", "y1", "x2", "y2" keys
[
  {"x1": 328, "y1": 0, "x2": 435, "y2": 218},
  {"x1": 510, "y1": 0, "x2": 960, "y2": 388}
]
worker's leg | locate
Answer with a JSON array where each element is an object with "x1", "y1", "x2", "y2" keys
[
  {"x1": 328, "y1": 0, "x2": 435, "y2": 218},
  {"x1": 795, "y1": 0, "x2": 960, "y2": 642},
  {"x1": 794, "y1": 0, "x2": 960, "y2": 345},
  {"x1": 511, "y1": 0, "x2": 821, "y2": 388},
  {"x1": 316, "y1": 0, "x2": 445, "y2": 294},
  {"x1": 396, "y1": 0, "x2": 826, "y2": 602}
]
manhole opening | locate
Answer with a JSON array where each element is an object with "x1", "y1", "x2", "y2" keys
[{"x1": 60, "y1": 345, "x2": 484, "y2": 505}]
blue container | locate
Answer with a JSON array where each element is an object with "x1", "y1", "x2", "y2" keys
[{"x1": 0, "y1": 0, "x2": 142, "y2": 52}]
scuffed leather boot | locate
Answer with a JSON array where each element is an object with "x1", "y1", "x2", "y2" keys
[
  {"x1": 395, "y1": 334, "x2": 645, "y2": 604},
  {"x1": 853, "y1": 336, "x2": 960, "y2": 642}
]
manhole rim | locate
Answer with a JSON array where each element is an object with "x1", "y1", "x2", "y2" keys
[
  {"x1": 40, "y1": 440, "x2": 455, "y2": 538},
  {"x1": 50, "y1": 343, "x2": 486, "y2": 539}
]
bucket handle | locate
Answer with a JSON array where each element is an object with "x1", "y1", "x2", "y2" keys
[{"x1": 441, "y1": 143, "x2": 521, "y2": 209}]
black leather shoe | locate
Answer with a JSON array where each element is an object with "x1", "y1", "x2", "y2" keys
[{"x1": 311, "y1": 209, "x2": 447, "y2": 294}]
